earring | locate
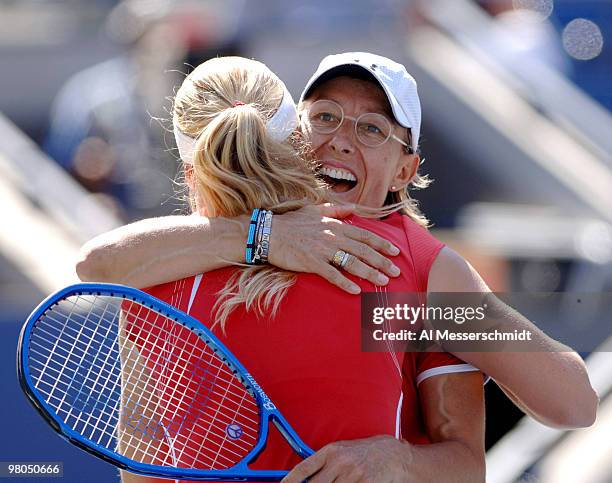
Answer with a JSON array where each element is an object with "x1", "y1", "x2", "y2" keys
[{"x1": 391, "y1": 186, "x2": 397, "y2": 191}]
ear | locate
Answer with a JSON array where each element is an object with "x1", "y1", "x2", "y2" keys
[
  {"x1": 390, "y1": 153, "x2": 420, "y2": 191},
  {"x1": 184, "y1": 163, "x2": 195, "y2": 191},
  {"x1": 184, "y1": 163, "x2": 207, "y2": 215}
]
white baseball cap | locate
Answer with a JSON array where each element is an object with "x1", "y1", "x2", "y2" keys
[{"x1": 300, "y1": 52, "x2": 421, "y2": 153}]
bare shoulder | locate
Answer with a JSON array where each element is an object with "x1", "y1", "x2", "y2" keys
[{"x1": 428, "y1": 247, "x2": 489, "y2": 293}]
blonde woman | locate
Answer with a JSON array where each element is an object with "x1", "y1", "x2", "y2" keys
[
  {"x1": 80, "y1": 53, "x2": 597, "y2": 481},
  {"x1": 115, "y1": 56, "x2": 486, "y2": 483}
]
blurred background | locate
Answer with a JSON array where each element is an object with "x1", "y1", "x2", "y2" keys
[{"x1": 1, "y1": 0, "x2": 611, "y2": 481}]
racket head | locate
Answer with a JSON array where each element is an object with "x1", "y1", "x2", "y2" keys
[{"x1": 17, "y1": 283, "x2": 311, "y2": 481}]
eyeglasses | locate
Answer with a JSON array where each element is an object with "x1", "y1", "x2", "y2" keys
[{"x1": 302, "y1": 100, "x2": 413, "y2": 153}]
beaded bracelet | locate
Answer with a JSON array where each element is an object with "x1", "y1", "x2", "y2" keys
[
  {"x1": 245, "y1": 208, "x2": 261, "y2": 264},
  {"x1": 253, "y1": 210, "x2": 273, "y2": 265},
  {"x1": 252, "y1": 209, "x2": 267, "y2": 262}
]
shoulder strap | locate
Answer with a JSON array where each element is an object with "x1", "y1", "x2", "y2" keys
[{"x1": 400, "y1": 216, "x2": 445, "y2": 293}]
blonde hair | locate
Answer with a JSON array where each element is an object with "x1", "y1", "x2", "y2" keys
[{"x1": 173, "y1": 56, "x2": 329, "y2": 330}]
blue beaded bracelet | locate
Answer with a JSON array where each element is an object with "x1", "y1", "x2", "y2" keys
[{"x1": 245, "y1": 208, "x2": 261, "y2": 264}]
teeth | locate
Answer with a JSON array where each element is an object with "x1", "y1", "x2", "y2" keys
[{"x1": 319, "y1": 166, "x2": 357, "y2": 182}]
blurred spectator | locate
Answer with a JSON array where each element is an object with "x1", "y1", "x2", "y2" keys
[
  {"x1": 44, "y1": 0, "x2": 246, "y2": 219},
  {"x1": 474, "y1": 0, "x2": 571, "y2": 74}
]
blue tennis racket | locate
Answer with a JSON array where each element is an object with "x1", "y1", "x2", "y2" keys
[{"x1": 17, "y1": 283, "x2": 313, "y2": 481}]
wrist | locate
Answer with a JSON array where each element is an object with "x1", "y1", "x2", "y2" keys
[
  {"x1": 209, "y1": 215, "x2": 250, "y2": 264},
  {"x1": 267, "y1": 211, "x2": 287, "y2": 267}
]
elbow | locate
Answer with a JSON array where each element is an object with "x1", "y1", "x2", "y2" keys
[
  {"x1": 453, "y1": 440, "x2": 486, "y2": 483},
  {"x1": 554, "y1": 355, "x2": 600, "y2": 429},
  {"x1": 472, "y1": 457, "x2": 486, "y2": 483},
  {"x1": 76, "y1": 244, "x2": 112, "y2": 282},
  {"x1": 569, "y1": 386, "x2": 599, "y2": 428},
  {"x1": 550, "y1": 386, "x2": 599, "y2": 429},
  {"x1": 464, "y1": 448, "x2": 486, "y2": 483}
]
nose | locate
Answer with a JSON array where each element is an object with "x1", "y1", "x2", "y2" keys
[{"x1": 329, "y1": 123, "x2": 356, "y2": 156}]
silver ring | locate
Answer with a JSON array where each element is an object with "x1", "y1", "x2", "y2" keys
[
  {"x1": 340, "y1": 252, "x2": 351, "y2": 268},
  {"x1": 332, "y1": 250, "x2": 347, "y2": 267}
]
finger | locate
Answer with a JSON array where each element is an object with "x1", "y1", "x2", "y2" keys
[
  {"x1": 341, "y1": 255, "x2": 390, "y2": 286},
  {"x1": 333, "y1": 471, "x2": 363, "y2": 483},
  {"x1": 307, "y1": 449, "x2": 359, "y2": 483},
  {"x1": 342, "y1": 239, "x2": 400, "y2": 278},
  {"x1": 314, "y1": 262, "x2": 361, "y2": 294},
  {"x1": 343, "y1": 225, "x2": 400, "y2": 257},
  {"x1": 308, "y1": 467, "x2": 344, "y2": 483},
  {"x1": 337, "y1": 470, "x2": 366, "y2": 483},
  {"x1": 311, "y1": 460, "x2": 362, "y2": 483},
  {"x1": 281, "y1": 452, "x2": 329, "y2": 483},
  {"x1": 318, "y1": 203, "x2": 357, "y2": 219}
]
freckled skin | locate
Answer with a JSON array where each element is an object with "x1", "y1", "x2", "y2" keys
[{"x1": 301, "y1": 77, "x2": 419, "y2": 208}]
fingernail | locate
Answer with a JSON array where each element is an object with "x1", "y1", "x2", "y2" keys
[
  {"x1": 349, "y1": 284, "x2": 361, "y2": 294},
  {"x1": 377, "y1": 274, "x2": 389, "y2": 285},
  {"x1": 389, "y1": 245, "x2": 400, "y2": 255},
  {"x1": 390, "y1": 265, "x2": 401, "y2": 277}
]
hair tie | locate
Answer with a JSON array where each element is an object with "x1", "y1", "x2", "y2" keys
[{"x1": 232, "y1": 101, "x2": 245, "y2": 107}]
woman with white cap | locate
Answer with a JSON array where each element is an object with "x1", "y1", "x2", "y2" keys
[{"x1": 80, "y1": 52, "x2": 596, "y2": 482}]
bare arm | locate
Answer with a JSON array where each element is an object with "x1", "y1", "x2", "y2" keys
[
  {"x1": 282, "y1": 371, "x2": 485, "y2": 483},
  {"x1": 77, "y1": 205, "x2": 402, "y2": 291},
  {"x1": 428, "y1": 246, "x2": 599, "y2": 429},
  {"x1": 77, "y1": 214, "x2": 248, "y2": 288}
]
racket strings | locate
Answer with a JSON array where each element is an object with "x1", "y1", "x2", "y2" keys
[
  {"x1": 34, "y1": 297, "x2": 256, "y2": 415},
  {"x1": 119, "y1": 299, "x2": 260, "y2": 461},
  {"x1": 30, "y1": 329, "x2": 121, "y2": 446},
  {"x1": 38, "y1": 296, "x2": 256, "y2": 466},
  {"x1": 31, "y1": 313, "x2": 259, "y2": 419},
  {"x1": 31, "y1": 309, "x2": 258, "y2": 467},
  {"x1": 117, "y1": 297, "x2": 260, "y2": 466},
  {"x1": 117, "y1": 300, "x2": 258, "y2": 467},
  {"x1": 30, "y1": 297, "x2": 122, "y2": 449},
  {"x1": 116, "y1": 298, "x2": 260, "y2": 467},
  {"x1": 26, "y1": 293, "x2": 261, "y2": 470}
]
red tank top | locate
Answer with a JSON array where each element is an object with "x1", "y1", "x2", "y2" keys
[{"x1": 140, "y1": 213, "x2": 476, "y2": 477}]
